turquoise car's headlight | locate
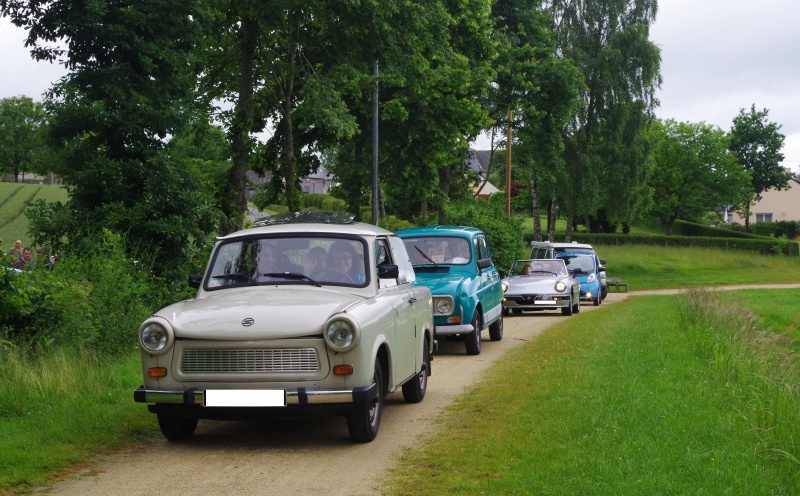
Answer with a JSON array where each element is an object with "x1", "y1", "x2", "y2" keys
[
  {"x1": 324, "y1": 315, "x2": 360, "y2": 351},
  {"x1": 433, "y1": 296, "x2": 454, "y2": 315}
]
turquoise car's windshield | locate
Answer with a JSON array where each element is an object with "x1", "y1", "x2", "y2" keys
[{"x1": 402, "y1": 237, "x2": 471, "y2": 265}]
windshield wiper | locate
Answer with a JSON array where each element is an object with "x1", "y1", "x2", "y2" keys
[
  {"x1": 258, "y1": 272, "x2": 322, "y2": 287},
  {"x1": 414, "y1": 246, "x2": 438, "y2": 265}
]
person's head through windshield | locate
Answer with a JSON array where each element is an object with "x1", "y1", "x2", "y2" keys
[
  {"x1": 255, "y1": 243, "x2": 278, "y2": 277},
  {"x1": 330, "y1": 241, "x2": 355, "y2": 276}
]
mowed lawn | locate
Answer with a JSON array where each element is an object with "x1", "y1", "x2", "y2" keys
[
  {"x1": 0, "y1": 182, "x2": 67, "y2": 246},
  {"x1": 382, "y1": 289, "x2": 800, "y2": 495}
]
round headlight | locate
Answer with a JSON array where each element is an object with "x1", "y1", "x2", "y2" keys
[
  {"x1": 501, "y1": 281, "x2": 508, "y2": 293},
  {"x1": 434, "y1": 297, "x2": 453, "y2": 315},
  {"x1": 140, "y1": 322, "x2": 171, "y2": 354},
  {"x1": 324, "y1": 318, "x2": 359, "y2": 351},
  {"x1": 555, "y1": 281, "x2": 567, "y2": 293}
]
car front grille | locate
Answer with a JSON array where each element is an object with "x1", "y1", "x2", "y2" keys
[{"x1": 181, "y1": 348, "x2": 319, "y2": 373}]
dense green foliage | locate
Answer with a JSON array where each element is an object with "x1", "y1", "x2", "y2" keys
[
  {"x1": 646, "y1": 119, "x2": 749, "y2": 233},
  {"x1": 0, "y1": 96, "x2": 50, "y2": 181},
  {"x1": 1, "y1": 231, "x2": 178, "y2": 354}
]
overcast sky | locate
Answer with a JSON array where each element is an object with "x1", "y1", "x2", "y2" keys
[{"x1": 1, "y1": 1, "x2": 798, "y2": 172}]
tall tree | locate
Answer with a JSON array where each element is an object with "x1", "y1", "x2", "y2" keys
[
  {"x1": 489, "y1": 0, "x2": 583, "y2": 241},
  {"x1": 549, "y1": 0, "x2": 661, "y2": 238},
  {"x1": 0, "y1": 96, "x2": 49, "y2": 182},
  {"x1": 647, "y1": 119, "x2": 749, "y2": 234},
  {"x1": 3, "y1": 0, "x2": 220, "y2": 278},
  {"x1": 728, "y1": 105, "x2": 788, "y2": 231}
]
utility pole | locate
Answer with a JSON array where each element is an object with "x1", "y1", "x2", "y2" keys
[
  {"x1": 371, "y1": 61, "x2": 380, "y2": 225},
  {"x1": 505, "y1": 106, "x2": 512, "y2": 218}
]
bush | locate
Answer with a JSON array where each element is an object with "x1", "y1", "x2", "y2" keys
[
  {"x1": 536, "y1": 232, "x2": 800, "y2": 256},
  {"x1": 2, "y1": 230, "x2": 176, "y2": 354},
  {"x1": 445, "y1": 197, "x2": 525, "y2": 271}
]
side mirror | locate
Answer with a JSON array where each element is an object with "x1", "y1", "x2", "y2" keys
[
  {"x1": 477, "y1": 258, "x2": 493, "y2": 270},
  {"x1": 498, "y1": 269, "x2": 506, "y2": 278},
  {"x1": 188, "y1": 274, "x2": 202, "y2": 289},
  {"x1": 599, "y1": 266, "x2": 606, "y2": 272},
  {"x1": 599, "y1": 259, "x2": 606, "y2": 265},
  {"x1": 378, "y1": 264, "x2": 399, "y2": 279}
]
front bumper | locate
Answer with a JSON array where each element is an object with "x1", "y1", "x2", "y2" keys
[
  {"x1": 504, "y1": 294, "x2": 570, "y2": 309},
  {"x1": 433, "y1": 323, "x2": 474, "y2": 336},
  {"x1": 134, "y1": 383, "x2": 377, "y2": 407}
]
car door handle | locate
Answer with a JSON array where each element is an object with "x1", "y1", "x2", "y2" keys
[{"x1": 408, "y1": 297, "x2": 417, "y2": 304}]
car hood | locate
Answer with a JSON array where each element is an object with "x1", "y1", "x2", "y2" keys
[
  {"x1": 154, "y1": 287, "x2": 364, "y2": 340},
  {"x1": 504, "y1": 275, "x2": 566, "y2": 293},
  {"x1": 412, "y1": 271, "x2": 467, "y2": 294}
]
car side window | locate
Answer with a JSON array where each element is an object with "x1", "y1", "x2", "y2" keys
[
  {"x1": 476, "y1": 235, "x2": 489, "y2": 261},
  {"x1": 388, "y1": 236, "x2": 415, "y2": 285}
]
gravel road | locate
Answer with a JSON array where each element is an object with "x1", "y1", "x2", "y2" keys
[{"x1": 37, "y1": 284, "x2": 800, "y2": 495}]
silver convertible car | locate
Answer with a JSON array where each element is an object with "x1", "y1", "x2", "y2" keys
[{"x1": 501, "y1": 259, "x2": 581, "y2": 316}]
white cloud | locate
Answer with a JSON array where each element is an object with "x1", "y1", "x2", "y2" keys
[{"x1": 652, "y1": 0, "x2": 800, "y2": 170}]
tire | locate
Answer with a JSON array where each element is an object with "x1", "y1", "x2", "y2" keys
[
  {"x1": 402, "y1": 345, "x2": 429, "y2": 403},
  {"x1": 593, "y1": 292, "x2": 601, "y2": 306},
  {"x1": 502, "y1": 307, "x2": 509, "y2": 317},
  {"x1": 347, "y1": 360, "x2": 384, "y2": 442},
  {"x1": 561, "y1": 299, "x2": 573, "y2": 316},
  {"x1": 573, "y1": 298, "x2": 581, "y2": 314},
  {"x1": 157, "y1": 414, "x2": 198, "y2": 441},
  {"x1": 464, "y1": 310, "x2": 482, "y2": 355},
  {"x1": 489, "y1": 314, "x2": 503, "y2": 341}
]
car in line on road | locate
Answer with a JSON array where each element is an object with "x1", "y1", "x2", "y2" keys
[
  {"x1": 531, "y1": 241, "x2": 607, "y2": 300},
  {"x1": 501, "y1": 258, "x2": 581, "y2": 316},
  {"x1": 396, "y1": 226, "x2": 505, "y2": 356},
  {"x1": 134, "y1": 211, "x2": 436, "y2": 443}
]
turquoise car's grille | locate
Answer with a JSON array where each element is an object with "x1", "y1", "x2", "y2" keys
[{"x1": 181, "y1": 348, "x2": 319, "y2": 373}]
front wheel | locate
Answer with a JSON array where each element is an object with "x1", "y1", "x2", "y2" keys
[
  {"x1": 561, "y1": 299, "x2": 573, "y2": 316},
  {"x1": 157, "y1": 414, "x2": 198, "y2": 441},
  {"x1": 464, "y1": 310, "x2": 482, "y2": 355},
  {"x1": 402, "y1": 345, "x2": 429, "y2": 403},
  {"x1": 347, "y1": 360, "x2": 384, "y2": 442},
  {"x1": 593, "y1": 292, "x2": 601, "y2": 306},
  {"x1": 489, "y1": 314, "x2": 503, "y2": 341}
]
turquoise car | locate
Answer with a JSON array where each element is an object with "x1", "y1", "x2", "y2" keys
[{"x1": 397, "y1": 226, "x2": 504, "y2": 355}]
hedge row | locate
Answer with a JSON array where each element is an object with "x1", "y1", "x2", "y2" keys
[{"x1": 523, "y1": 233, "x2": 800, "y2": 256}]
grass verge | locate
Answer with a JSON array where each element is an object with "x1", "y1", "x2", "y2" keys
[
  {"x1": 597, "y1": 245, "x2": 800, "y2": 290},
  {"x1": 0, "y1": 350, "x2": 157, "y2": 491},
  {"x1": 381, "y1": 289, "x2": 800, "y2": 495}
]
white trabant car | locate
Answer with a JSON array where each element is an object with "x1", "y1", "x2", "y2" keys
[{"x1": 134, "y1": 212, "x2": 435, "y2": 443}]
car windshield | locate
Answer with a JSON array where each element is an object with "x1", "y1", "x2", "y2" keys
[
  {"x1": 205, "y1": 236, "x2": 369, "y2": 289},
  {"x1": 512, "y1": 259, "x2": 567, "y2": 276},
  {"x1": 558, "y1": 254, "x2": 595, "y2": 274},
  {"x1": 402, "y1": 236, "x2": 471, "y2": 265}
]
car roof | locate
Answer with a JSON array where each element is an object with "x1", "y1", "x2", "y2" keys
[
  {"x1": 531, "y1": 241, "x2": 594, "y2": 250},
  {"x1": 396, "y1": 226, "x2": 486, "y2": 238},
  {"x1": 219, "y1": 212, "x2": 394, "y2": 241}
]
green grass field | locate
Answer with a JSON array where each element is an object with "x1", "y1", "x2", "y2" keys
[
  {"x1": 382, "y1": 289, "x2": 800, "y2": 495},
  {"x1": 0, "y1": 182, "x2": 68, "y2": 247}
]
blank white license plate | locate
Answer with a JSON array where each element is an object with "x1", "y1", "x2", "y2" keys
[
  {"x1": 534, "y1": 300, "x2": 557, "y2": 305},
  {"x1": 205, "y1": 389, "x2": 286, "y2": 407}
]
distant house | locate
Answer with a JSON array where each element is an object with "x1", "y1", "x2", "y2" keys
[
  {"x1": 466, "y1": 149, "x2": 501, "y2": 200},
  {"x1": 245, "y1": 167, "x2": 337, "y2": 199},
  {"x1": 300, "y1": 166, "x2": 336, "y2": 194},
  {"x1": 729, "y1": 176, "x2": 800, "y2": 224}
]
